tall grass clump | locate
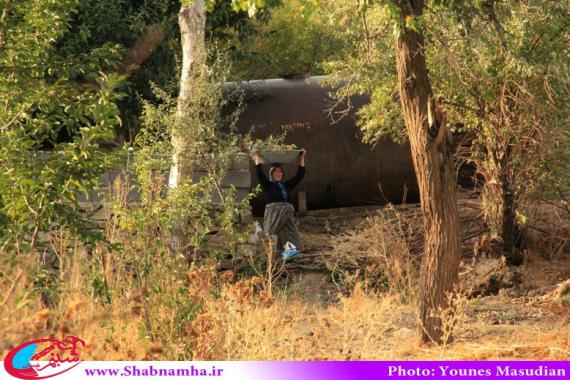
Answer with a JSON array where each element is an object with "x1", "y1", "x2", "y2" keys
[{"x1": 324, "y1": 214, "x2": 418, "y2": 299}]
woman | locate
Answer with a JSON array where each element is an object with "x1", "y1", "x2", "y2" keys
[{"x1": 252, "y1": 149, "x2": 306, "y2": 254}]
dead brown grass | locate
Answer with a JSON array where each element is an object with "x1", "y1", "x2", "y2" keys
[
  {"x1": 189, "y1": 280, "x2": 417, "y2": 360},
  {"x1": 1, "y1": 199, "x2": 569, "y2": 361},
  {"x1": 0, "y1": 250, "x2": 147, "y2": 360},
  {"x1": 1, "y1": 257, "x2": 569, "y2": 361},
  {"x1": 187, "y1": 278, "x2": 569, "y2": 360},
  {"x1": 324, "y1": 215, "x2": 418, "y2": 296}
]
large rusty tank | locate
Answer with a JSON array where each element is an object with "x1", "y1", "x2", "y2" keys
[{"x1": 232, "y1": 76, "x2": 419, "y2": 215}]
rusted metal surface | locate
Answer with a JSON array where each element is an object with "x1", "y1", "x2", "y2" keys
[{"x1": 232, "y1": 76, "x2": 419, "y2": 215}]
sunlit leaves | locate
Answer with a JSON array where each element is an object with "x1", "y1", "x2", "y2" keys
[
  {"x1": 0, "y1": 0, "x2": 126, "y2": 250},
  {"x1": 296, "y1": 0, "x2": 320, "y2": 18},
  {"x1": 358, "y1": 0, "x2": 375, "y2": 13},
  {"x1": 229, "y1": 0, "x2": 266, "y2": 16},
  {"x1": 405, "y1": 14, "x2": 425, "y2": 33}
]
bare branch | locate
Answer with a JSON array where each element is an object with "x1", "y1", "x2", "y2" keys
[{"x1": 0, "y1": 0, "x2": 12, "y2": 49}]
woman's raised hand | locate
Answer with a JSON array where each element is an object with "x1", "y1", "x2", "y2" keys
[{"x1": 252, "y1": 150, "x2": 261, "y2": 165}]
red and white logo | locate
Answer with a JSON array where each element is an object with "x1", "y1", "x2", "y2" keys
[{"x1": 4, "y1": 336, "x2": 85, "y2": 379}]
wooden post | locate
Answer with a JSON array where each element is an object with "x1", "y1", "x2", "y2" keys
[{"x1": 298, "y1": 190, "x2": 307, "y2": 216}]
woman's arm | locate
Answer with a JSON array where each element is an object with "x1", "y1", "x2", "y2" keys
[
  {"x1": 286, "y1": 149, "x2": 306, "y2": 189},
  {"x1": 253, "y1": 150, "x2": 262, "y2": 166},
  {"x1": 252, "y1": 150, "x2": 271, "y2": 188}
]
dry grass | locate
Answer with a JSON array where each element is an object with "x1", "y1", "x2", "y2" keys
[
  {"x1": 190, "y1": 280, "x2": 417, "y2": 360},
  {"x1": 1, "y1": 254, "x2": 569, "y2": 361},
  {"x1": 323, "y1": 215, "x2": 418, "y2": 296},
  {"x1": 187, "y1": 277, "x2": 569, "y2": 360},
  {"x1": 0, "y1": 252, "x2": 147, "y2": 360},
  {"x1": 555, "y1": 280, "x2": 570, "y2": 301},
  {"x1": 1, "y1": 198, "x2": 569, "y2": 361},
  {"x1": 526, "y1": 201, "x2": 570, "y2": 260}
]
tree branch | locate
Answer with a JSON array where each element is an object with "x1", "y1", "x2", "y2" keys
[
  {"x1": 0, "y1": 0, "x2": 12, "y2": 49},
  {"x1": 481, "y1": 0, "x2": 508, "y2": 52},
  {"x1": 527, "y1": 20, "x2": 569, "y2": 55}
]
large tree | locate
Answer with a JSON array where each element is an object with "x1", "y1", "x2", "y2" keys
[
  {"x1": 323, "y1": 0, "x2": 462, "y2": 343},
  {"x1": 167, "y1": 0, "x2": 206, "y2": 253},
  {"x1": 168, "y1": 0, "x2": 268, "y2": 252},
  {"x1": 427, "y1": 0, "x2": 570, "y2": 263},
  {"x1": 326, "y1": 0, "x2": 569, "y2": 266},
  {"x1": 319, "y1": 0, "x2": 462, "y2": 343},
  {"x1": 392, "y1": 0, "x2": 461, "y2": 344},
  {"x1": 169, "y1": 0, "x2": 207, "y2": 188},
  {"x1": 320, "y1": 0, "x2": 568, "y2": 343}
]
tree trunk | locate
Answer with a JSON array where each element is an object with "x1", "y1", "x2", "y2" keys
[
  {"x1": 483, "y1": 146, "x2": 523, "y2": 265},
  {"x1": 169, "y1": 0, "x2": 206, "y2": 253},
  {"x1": 394, "y1": 1, "x2": 461, "y2": 344},
  {"x1": 499, "y1": 180, "x2": 521, "y2": 264}
]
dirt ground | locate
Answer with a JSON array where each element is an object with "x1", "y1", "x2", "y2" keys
[{"x1": 267, "y1": 201, "x2": 570, "y2": 359}]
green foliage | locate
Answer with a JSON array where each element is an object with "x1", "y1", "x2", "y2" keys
[
  {"x1": 302, "y1": 0, "x2": 568, "y2": 253},
  {"x1": 0, "y1": 0, "x2": 126, "y2": 251},
  {"x1": 55, "y1": 0, "x2": 181, "y2": 138},
  {"x1": 31, "y1": 267, "x2": 60, "y2": 303},
  {"x1": 121, "y1": 49, "x2": 255, "y2": 260},
  {"x1": 90, "y1": 50, "x2": 259, "y2": 358},
  {"x1": 321, "y1": 0, "x2": 405, "y2": 144},
  {"x1": 230, "y1": 0, "x2": 267, "y2": 17},
  {"x1": 244, "y1": 129, "x2": 298, "y2": 151},
  {"x1": 426, "y1": 0, "x2": 570, "y2": 240},
  {"x1": 16, "y1": 0, "x2": 266, "y2": 138},
  {"x1": 224, "y1": 0, "x2": 347, "y2": 79}
]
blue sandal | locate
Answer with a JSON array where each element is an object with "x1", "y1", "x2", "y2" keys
[{"x1": 282, "y1": 249, "x2": 302, "y2": 261}]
